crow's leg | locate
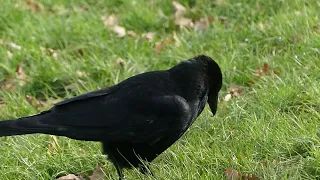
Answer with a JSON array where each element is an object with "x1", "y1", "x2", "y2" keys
[{"x1": 106, "y1": 153, "x2": 124, "y2": 180}]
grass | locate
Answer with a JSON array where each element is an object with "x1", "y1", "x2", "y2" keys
[{"x1": 0, "y1": 0, "x2": 319, "y2": 179}]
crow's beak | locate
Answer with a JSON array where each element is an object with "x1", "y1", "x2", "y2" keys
[{"x1": 208, "y1": 93, "x2": 218, "y2": 116}]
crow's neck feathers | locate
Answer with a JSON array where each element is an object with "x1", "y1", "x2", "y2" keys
[{"x1": 168, "y1": 55, "x2": 222, "y2": 101}]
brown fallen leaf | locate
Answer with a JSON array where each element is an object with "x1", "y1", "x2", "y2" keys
[
  {"x1": 57, "y1": 174, "x2": 85, "y2": 180},
  {"x1": 194, "y1": 18, "x2": 209, "y2": 30},
  {"x1": 142, "y1": 32, "x2": 155, "y2": 41},
  {"x1": 40, "y1": 46, "x2": 58, "y2": 59},
  {"x1": 76, "y1": 71, "x2": 87, "y2": 78},
  {"x1": 112, "y1": 25, "x2": 126, "y2": 37},
  {"x1": 225, "y1": 168, "x2": 241, "y2": 180},
  {"x1": 0, "y1": 78, "x2": 15, "y2": 90},
  {"x1": 258, "y1": 23, "x2": 265, "y2": 30},
  {"x1": 127, "y1": 30, "x2": 137, "y2": 37},
  {"x1": 16, "y1": 63, "x2": 27, "y2": 86},
  {"x1": 89, "y1": 163, "x2": 105, "y2": 180},
  {"x1": 194, "y1": 16, "x2": 215, "y2": 30},
  {"x1": 154, "y1": 39, "x2": 173, "y2": 54},
  {"x1": 115, "y1": 57, "x2": 125, "y2": 67},
  {"x1": 174, "y1": 16, "x2": 193, "y2": 28},
  {"x1": 172, "y1": 1, "x2": 187, "y2": 16},
  {"x1": 101, "y1": 14, "x2": 126, "y2": 37},
  {"x1": 80, "y1": 5, "x2": 89, "y2": 11},
  {"x1": 25, "y1": 95, "x2": 44, "y2": 110},
  {"x1": 224, "y1": 84, "x2": 243, "y2": 101},
  {"x1": 254, "y1": 63, "x2": 269, "y2": 77},
  {"x1": 224, "y1": 93, "x2": 232, "y2": 102},
  {"x1": 25, "y1": 0, "x2": 42, "y2": 12},
  {"x1": 172, "y1": 1, "x2": 193, "y2": 28},
  {"x1": 101, "y1": 14, "x2": 118, "y2": 27}
]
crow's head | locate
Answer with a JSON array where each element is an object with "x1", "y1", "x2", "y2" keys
[{"x1": 196, "y1": 55, "x2": 223, "y2": 116}]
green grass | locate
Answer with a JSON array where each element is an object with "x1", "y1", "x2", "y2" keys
[{"x1": 0, "y1": 0, "x2": 319, "y2": 179}]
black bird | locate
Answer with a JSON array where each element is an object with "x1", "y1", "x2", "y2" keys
[{"x1": 0, "y1": 55, "x2": 222, "y2": 179}]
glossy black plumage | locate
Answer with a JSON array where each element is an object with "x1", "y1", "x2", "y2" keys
[{"x1": 0, "y1": 55, "x2": 222, "y2": 179}]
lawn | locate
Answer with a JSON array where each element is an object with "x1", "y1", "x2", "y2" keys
[{"x1": 0, "y1": 0, "x2": 319, "y2": 179}]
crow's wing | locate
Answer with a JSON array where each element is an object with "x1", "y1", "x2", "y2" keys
[{"x1": 42, "y1": 80, "x2": 191, "y2": 142}]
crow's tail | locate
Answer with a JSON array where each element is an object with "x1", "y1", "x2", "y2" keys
[{"x1": 0, "y1": 112, "x2": 56, "y2": 137}]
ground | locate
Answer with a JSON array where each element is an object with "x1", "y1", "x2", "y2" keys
[{"x1": 0, "y1": 0, "x2": 319, "y2": 179}]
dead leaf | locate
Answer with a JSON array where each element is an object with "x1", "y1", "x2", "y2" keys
[
  {"x1": 57, "y1": 174, "x2": 85, "y2": 180},
  {"x1": 254, "y1": 63, "x2": 269, "y2": 77},
  {"x1": 25, "y1": 0, "x2": 42, "y2": 12},
  {"x1": 224, "y1": 84, "x2": 243, "y2": 101},
  {"x1": 89, "y1": 163, "x2": 105, "y2": 180},
  {"x1": 224, "y1": 93, "x2": 232, "y2": 102},
  {"x1": 172, "y1": 1, "x2": 193, "y2": 28},
  {"x1": 101, "y1": 14, "x2": 126, "y2": 37},
  {"x1": 16, "y1": 63, "x2": 26, "y2": 86},
  {"x1": 48, "y1": 48, "x2": 58, "y2": 59},
  {"x1": 76, "y1": 71, "x2": 87, "y2": 77},
  {"x1": 258, "y1": 23, "x2": 265, "y2": 30},
  {"x1": 127, "y1": 30, "x2": 137, "y2": 37},
  {"x1": 47, "y1": 135, "x2": 59, "y2": 155},
  {"x1": 225, "y1": 168, "x2": 241, "y2": 180},
  {"x1": 174, "y1": 16, "x2": 193, "y2": 28},
  {"x1": 0, "y1": 78, "x2": 15, "y2": 90},
  {"x1": 194, "y1": 18, "x2": 209, "y2": 30},
  {"x1": 0, "y1": 39, "x2": 3, "y2": 45},
  {"x1": 25, "y1": 95, "x2": 42, "y2": 110},
  {"x1": 115, "y1": 57, "x2": 125, "y2": 66},
  {"x1": 112, "y1": 25, "x2": 126, "y2": 37},
  {"x1": 229, "y1": 84, "x2": 242, "y2": 96},
  {"x1": 101, "y1": 14, "x2": 118, "y2": 27},
  {"x1": 194, "y1": 17, "x2": 214, "y2": 30},
  {"x1": 154, "y1": 39, "x2": 173, "y2": 54},
  {"x1": 81, "y1": 5, "x2": 88, "y2": 11},
  {"x1": 142, "y1": 32, "x2": 155, "y2": 41},
  {"x1": 40, "y1": 47, "x2": 58, "y2": 59},
  {"x1": 172, "y1": 1, "x2": 187, "y2": 16}
]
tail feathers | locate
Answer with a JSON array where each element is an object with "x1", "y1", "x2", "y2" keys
[
  {"x1": 0, "y1": 113, "x2": 106, "y2": 141},
  {"x1": 0, "y1": 114, "x2": 55, "y2": 137}
]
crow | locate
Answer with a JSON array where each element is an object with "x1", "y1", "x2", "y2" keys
[{"x1": 0, "y1": 55, "x2": 222, "y2": 179}]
